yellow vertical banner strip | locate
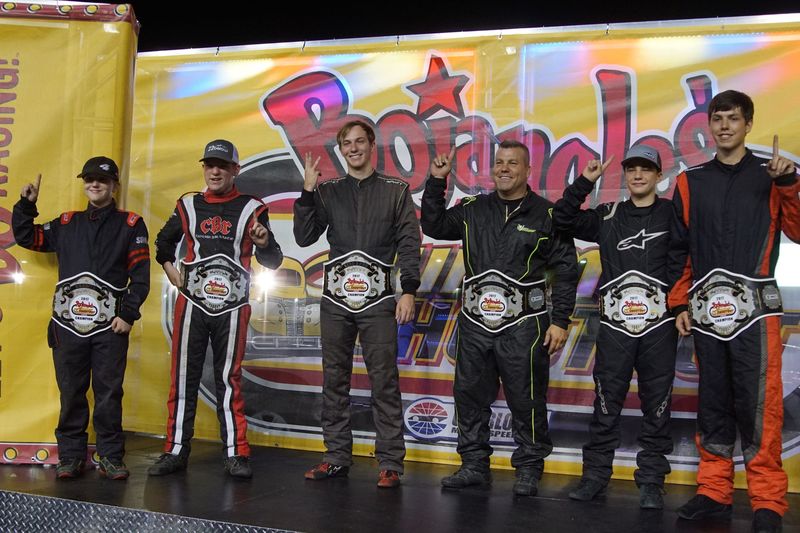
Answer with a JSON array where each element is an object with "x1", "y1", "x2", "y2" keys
[{"x1": 0, "y1": 4, "x2": 137, "y2": 464}]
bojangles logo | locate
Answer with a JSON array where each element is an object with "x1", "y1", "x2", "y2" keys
[
  {"x1": 71, "y1": 300, "x2": 98, "y2": 317},
  {"x1": 204, "y1": 279, "x2": 230, "y2": 296},
  {"x1": 200, "y1": 216, "x2": 232, "y2": 235},
  {"x1": 621, "y1": 300, "x2": 648, "y2": 316},
  {"x1": 344, "y1": 276, "x2": 368, "y2": 293},
  {"x1": 480, "y1": 296, "x2": 506, "y2": 313},
  {"x1": 709, "y1": 300, "x2": 736, "y2": 318}
]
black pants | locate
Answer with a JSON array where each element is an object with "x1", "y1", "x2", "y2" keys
[
  {"x1": 582, "y1": 323, "x2": 677, "y2": 486},
  {"x1": 319, "y1": 298, "x2": 405, "y2": 472},
  {"x1": 48, "y1": 322, "x2": 129, "y2": 460},
  {"x1": 454, "y1": 315, "x2": 552, "y2": 476},
  {"x1": 164, "y1": 295, "x2": 251, "y2": 458}
]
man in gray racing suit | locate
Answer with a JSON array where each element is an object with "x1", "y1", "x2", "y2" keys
[{"x1": 293, "y1": 120, "x2": 420, "y2": 488}]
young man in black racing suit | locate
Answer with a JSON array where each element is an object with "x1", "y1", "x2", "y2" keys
[
  {"x1": 13, "y1": 157, "x2": 150, "y2": 480},
  {"x1": 293, "y1": 120, "x2": 420, "y2": 488},
  {"x1": 669, "y1": 90, "x2": 799, "y2": 533},
  {"x1": 553, "y1": 146, "x2": 686, "y2": 509},
  {"x1": 421, "y1": 140, "x2": 578, "y2": 496}
]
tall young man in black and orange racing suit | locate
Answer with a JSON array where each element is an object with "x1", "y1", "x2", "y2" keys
[
  {"x1": 148, "y1": 139, "x2": 283, "y2": 479},
  {"x1": 12, "y1": 157, "x2": 150, "y2": 481},
  {"x1": 669, "y1": 90, "x2": 800, "y2": 533},
  {"x1": 421, "y1": 140, "x2": 578, "y2": 496},
  {"x1": 294, "y1": 120, "x2": 420, "y2": 489},
  {"x1": 553, "y1": 146, "x2": 687, "y2": 509}
]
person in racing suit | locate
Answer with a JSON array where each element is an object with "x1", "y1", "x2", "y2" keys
[
  {"x1": 293, "y1": 120, "x2": 420, "y2": 488},
  {"x1": 148, "y1": 139, "x2": 283, "y2": 479},
  {"x1": 553, "y1": 146, "x2": 687, "y2": 509},
  {"x1": 669, "y1": 90, "x2": 800, "y2": 533},
  {"x1": 421, "y1": 140, "x2": 578, "y2": 496},
  {"x1": 12, "y1": 156, "x2": 150, "y2": 480}
]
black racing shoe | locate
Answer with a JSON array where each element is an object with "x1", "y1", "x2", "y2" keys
[
  {"x1": 677, "y1": 494, "x2": 732, "y2": 521},
  {"x1": 304, "y1": 462, "x2": 350, "y2": 480},
  {"x1": 224, "y1": 456, "x2": 253, "y2": 479},
  {"x1": 440, "y1": 467, "x2": 492, "y2": 489},
  {"x1": 752, "y1": 509, "x2": 782, "y2": 533},
  {"x1": 55, "y1": 458, "x2": 85, "y2": 479},
  {"x1": 147, "y1": 452, "x2": 188, "y2": 476},
  {"x1": 98, "y1": 457, "x2": 130, "y2": 480},
  {"x1": 512, "y1": 468, "x2": 539, "y2": 496},
  {"x1": 639, "y1": 483, "x2": 664, "y2": 509},
  {"x1": 569, "y1": 478, "x2": 607, "y2": 501}
]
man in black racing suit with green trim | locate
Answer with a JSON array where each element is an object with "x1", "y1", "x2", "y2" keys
[{"x1": 421, "y1": 139, "x2": 578, "y2": 496}]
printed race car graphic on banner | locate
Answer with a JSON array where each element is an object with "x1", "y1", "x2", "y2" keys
[{"x1": 154, "y1": 48, "x2": 800, "y2": 474}]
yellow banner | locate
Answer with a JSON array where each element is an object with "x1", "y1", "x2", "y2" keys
[{"x1": 0, "y1": 4, "x2": 137, "y2": 464}]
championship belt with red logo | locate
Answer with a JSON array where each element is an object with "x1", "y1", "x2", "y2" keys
[
  {"x1": 689, "y1": 268, "x2": 783, "y2": 340},
  {"x1": 322, "y1": 250, "x2": 394, "y2": 313},
  {"x1": 599, "y1": 270, "x2": 672, "y2": 337},
  {"x1": 180, "y1": 254, "x2": 250, "y2": 316},
  {"x1": 461, "y1": 269, "x2": 547, "y2": 333},
  {"x1": 52, "y1": 272, "x2": 125, "y2": 337}
]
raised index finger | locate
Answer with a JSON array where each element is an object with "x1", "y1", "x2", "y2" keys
[
  {"x1": 34, "y1": 173, "x2": 42, "y2": 190},
  {"x1": 773, "y1": 135, "x2": 779, "y2": 159}
]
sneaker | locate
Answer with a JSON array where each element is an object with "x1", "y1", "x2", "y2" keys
[
  {"x1": 512, "y1": 468, "x2": 539, "y2": 496},
  {"x1": 752, "y1": 509, "x2": 782, "y2": 533},
  {"x1": 56, "y1": 458, "x2": 85, "y2": 479},
  {"x1": 98, "y1": 457, "x2": 129, "y2": 480},
  {"x1": 224, "y1": 455, "x2": 252, "y2": 479},
  {"x1": 569, "y1": 478, "x2": 607, "y2": 501},
  {"x1": 639, "y1": 483, "x2": 664, "y2": 510},
  {"x1": 677, "y1": 494, "x2": 732, "y2": 521},
  {"x1": 440, "y1": 467, "x2": 492, "y2": 489},
  {"x1": 377, "y1": 469, "x2": 401, "y2": 488},
  {"x1": 304, "y1": 462, "x2": 349, "y2": 480},
  {"x1": 147, "y1": 452, "x2": 188, "y2": 476}
]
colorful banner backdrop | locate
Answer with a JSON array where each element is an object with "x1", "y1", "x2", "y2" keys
[
  {"x1": 127, "y1": 16, "x2": 800, "y2": 489},
  {"x1": 0, "y1": 4, "x2": 137, "y2": 465}
]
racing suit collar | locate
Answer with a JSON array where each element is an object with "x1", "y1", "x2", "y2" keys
[
  {"x1": 86, "y1": 199, "x2": 116, "y2": 221},
  {"x1": 346, "y1": 170, "x2": 378, "y2": 186},
  {"x1": 203, "y1": 185, "x2": 240, "y2": 203},
  {"x1": 713, "y1": 148, "x2": 753, "y2": 173}
]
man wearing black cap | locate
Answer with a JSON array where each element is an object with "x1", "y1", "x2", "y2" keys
[
  {"x1": 12, "y1": 156, "x2": 150, "y2": 480},
  {"x1": 553, "y1": 146, "x2": 686, "y2": 508},
  {"x1": 149, "y1": 139, "x2": 283, "y2": 479}
]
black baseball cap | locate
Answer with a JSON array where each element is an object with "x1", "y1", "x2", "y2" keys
[
  {"x1": 76, "y1": 156, "x2": 119, "y2": 181},
  {"x1": 200, "y1": 139, "x2": 239, "y2": 164}
]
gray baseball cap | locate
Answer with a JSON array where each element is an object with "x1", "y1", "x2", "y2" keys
[
  {"x1": 200, "y1": 139, "x2": 239, "y2": 164},
  {"x1": 621, "y1": 145, "x2": 661, "y2": 171}
]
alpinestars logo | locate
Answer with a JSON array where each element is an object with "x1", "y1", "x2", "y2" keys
[{"x1": 617, "y1": 229, "x2": 667, "y2": 250}]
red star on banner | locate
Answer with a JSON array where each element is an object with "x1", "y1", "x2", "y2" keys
[{"x1": 405, "y1": 55, "x2": 470, "y2": 120}]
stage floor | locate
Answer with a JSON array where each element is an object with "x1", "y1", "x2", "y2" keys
[{"x1": 0, "y1": 434, "x2": 796, "y2": 532}]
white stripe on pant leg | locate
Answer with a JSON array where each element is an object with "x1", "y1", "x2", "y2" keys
[
  {"x1": 173, "y1": 302, "x2": 194, "y2": 456},
  {"x1": 222, "y1": 309, "x2": 239, "y2": 457}
]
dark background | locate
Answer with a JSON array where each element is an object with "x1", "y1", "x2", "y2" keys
[{"x1": 129, "y1": 2, "x2": 800, "y2": 52}]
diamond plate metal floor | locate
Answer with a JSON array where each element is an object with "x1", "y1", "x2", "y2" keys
[{"x1": 0, "y1": 434, "x2": 796, "y2": 533}]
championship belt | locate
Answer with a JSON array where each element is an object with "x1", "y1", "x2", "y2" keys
[
  {"x1": 460, "y1": 269, "x2": 547, "y2": 333},
  {"x1": 689, "y1": 268, "x2": 783, "y2": 341},
  {"x1": 52, "y1": 272, "x2": 125, "y2": 337},
  {"x1": 599, "y1": 270, "x2": 672, "y2": 337},
  {"x1": 322, "y1": 250, "x2": 394, "y2": 313},
  {"x1": 180, "y1": 254, "x2": 250, "y2": 316}
]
